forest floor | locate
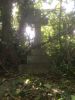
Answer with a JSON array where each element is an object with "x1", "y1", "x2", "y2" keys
[{"x1": 0, "y1": 71, "x2": 75, "y2": 99}]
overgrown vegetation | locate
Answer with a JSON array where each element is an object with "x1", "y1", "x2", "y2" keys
[{"x1": 0, "y1": 0, "x2": 75, "y2": 99}]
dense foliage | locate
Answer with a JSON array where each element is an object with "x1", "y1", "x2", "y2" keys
[{"x1": 0, "y1": 0, "x2": 75, "y2": 99}]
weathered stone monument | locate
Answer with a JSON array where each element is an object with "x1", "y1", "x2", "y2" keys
[
  {"x1": 27, "y1": 11, "x2": 49, "y2": 64},
  {"x1": 19, "y1": 9, "x2": 50, "y2": 74}
]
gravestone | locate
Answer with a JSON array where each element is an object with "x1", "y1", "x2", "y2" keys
[
  {"x1": 27, "y1": 23, "x2": 50, "y2": 64},
  {"x1": 19, "y1": 9, "x2": 50, "y2": 74},
  {"x1": 27, "y1": 9, "x2": 49, "y2": 64}
]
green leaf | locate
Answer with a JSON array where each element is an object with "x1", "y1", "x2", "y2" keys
[
  {"x1": 35, "y1": 95, "x2": 41, "y2": 100},
  {"x1": 58, "y1": 98, "x2": 64, "y2": 100},
  {"x1": 44, "y1": 83, "x2": 51, "y2": 89},
  {"x1": 71, "y1": 95, "x2": 75, "y2": 100}
]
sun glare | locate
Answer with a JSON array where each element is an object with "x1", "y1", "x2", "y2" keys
[
  {"x1": 41, "y1": 0, "x2": 75, "y2": 13},
  {"x1": 73, "y1": 29, "x2": 75, "y2": 35},
  {"x1": 41, "y1": 0, "x2": 59, "y2": 10},
  {"x1": 42, "y1": 2, "x2": 50, "y2": 9},
  {"x1": 24, "y1": 24, "x2": 35, "y2": 42},
  {"x1": 62, "y1": 1, "x2": 75, "y2": 13},
  {"x1": 12, "y1": 3, "x2": 18, "y2": 16}
]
